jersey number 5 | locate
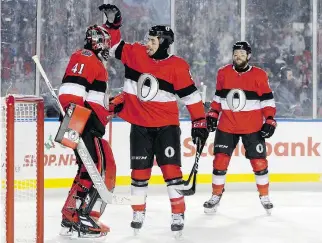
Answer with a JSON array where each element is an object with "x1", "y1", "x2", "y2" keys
[{"x1": 71, "y1": 63, "x2": 85, "y2": 74}]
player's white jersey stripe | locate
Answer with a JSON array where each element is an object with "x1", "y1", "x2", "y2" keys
[
  {"x1": 59, "y1": 83, "x2": 87, "y2": 99},
  {"x1": 123, "y1": 78, "x2": 177, "y2": 102}
]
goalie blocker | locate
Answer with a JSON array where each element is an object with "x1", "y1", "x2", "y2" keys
[{"x1": 55, "y1": 103, "x2": 116, "y2": 237}]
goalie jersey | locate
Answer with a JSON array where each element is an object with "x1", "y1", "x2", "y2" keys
[{"x1": 58, "y1": 49, "x2": 110, "y2": 126}]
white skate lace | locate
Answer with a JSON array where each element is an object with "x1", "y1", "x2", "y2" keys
[
  {"x1": 260, "y1": 195, "x2": 271, "y2": 205},
  {"x1": 171, "y1": 213, "x2": 184, "y2": 225},
  {"x1": 133, "y1": 211, "x2": 145, "y2": 223}
]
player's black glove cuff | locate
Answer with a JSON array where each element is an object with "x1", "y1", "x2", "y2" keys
[
  {"x1": 99, "y1": 4, "x2": 122, "y2": 29},
  {"x1": 191, "y1": 118, "x2": 209, "y2": 145},
  {"x1": 260, "y1": 116, "x2": 277, "y2": 138},
  {"x1": 206, "y1": 110, "x2": 219, "y2": 132}
]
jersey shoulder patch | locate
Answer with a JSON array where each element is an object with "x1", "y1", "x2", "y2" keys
[{"x1": 81, "y1": 49, "x2": 94, "y2": 57}]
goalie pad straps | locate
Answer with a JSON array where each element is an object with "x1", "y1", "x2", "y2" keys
[{"x1": 62, "y1": 137, "x2": 116, "y2": 221}]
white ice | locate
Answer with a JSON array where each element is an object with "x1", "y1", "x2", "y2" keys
[{"x1": 25, "y1": 184, "x2": 322, "y2": 242}]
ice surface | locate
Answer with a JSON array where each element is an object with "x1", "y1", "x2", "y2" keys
[{"x1": 42, "y1": 185, "x2": 322, "y2": 243}]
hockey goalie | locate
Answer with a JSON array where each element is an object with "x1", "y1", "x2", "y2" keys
[{"x1": 55, "y1": 25, "x2": 123, "y2": 238}]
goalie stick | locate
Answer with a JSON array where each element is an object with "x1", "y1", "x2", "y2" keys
[
  {"x1": 176, "y1": 138, "x2": 206, "y2": 196},
  {"x1": 32, "y1": 55, "x2": 144, "y2": 205}
]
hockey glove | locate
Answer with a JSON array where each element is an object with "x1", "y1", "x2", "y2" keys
[
  {"x1": 98, "y1": 4, "x2": 122, "y2": 29},
  {"x1": 260, "y1": 116, "x2": 277, "y2": 138},
  {"x1": 191, "y1": 118, "x2": 209, "y2": 145},
  {"x1": 206, "y1": 110, "x2": 219, "y2": 132},
  {"x1": 109, "y1": 93, "x2": 124, "y2": 114}
]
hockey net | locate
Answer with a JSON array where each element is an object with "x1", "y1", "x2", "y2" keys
[{"x1": 1, "y1": 95, "x2": 44, "y2": 243}]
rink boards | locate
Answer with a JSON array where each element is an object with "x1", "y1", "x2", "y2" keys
[{"x1": 2, "y1": 119, "x2": 322, "y2": 188}]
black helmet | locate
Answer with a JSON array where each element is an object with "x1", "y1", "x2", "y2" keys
[
  {"x1": 148, "y1": 25, "x2": 174, "y2": 48},
  {"x1": 233, "y1": 41, "x2": 252, "y2": 54}
]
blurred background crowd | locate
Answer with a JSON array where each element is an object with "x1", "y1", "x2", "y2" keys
[{"x1": 1, "y1": 0, "x2": 322, "y2": 118}]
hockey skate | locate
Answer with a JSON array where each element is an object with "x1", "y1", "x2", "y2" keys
[
  {"x1": 260, "y1": 195, "x2": 273, "y2": 215},
  {"x1": 70, "y1": 212, "x2": 110, "y2": 239},
  {"x1": 59, "y1": 218, "x2": 73, "y2": 237},
  {"x1": 131, "y1": 211, "x2": 145, "y2": 235},
  {"x1": 171, "y1": 213, "x2": 184, "y2": 240},
  {"x1": 203, "y1": 194, "x2": 222, "y2": 214}
]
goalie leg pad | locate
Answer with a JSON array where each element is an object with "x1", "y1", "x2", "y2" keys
[
  {"x1": 160, "y1": 165, "x2": 185, "y2": 214},
  {"x1": 55, "y1": 103, "x2": 92, "y2": 149}
]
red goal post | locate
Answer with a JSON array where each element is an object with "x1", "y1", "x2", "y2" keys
[{"x1": 1, "y1": 95, "x2": 44, "y2": 243}]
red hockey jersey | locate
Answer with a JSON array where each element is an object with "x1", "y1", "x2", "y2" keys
[
  {"x1": 58, "y1": 49, "x2": 110, "y2": 126},
  {"x1": 105, "y1": 28, "x2": 205, "y2": 127},
  {"x1": 210, "y1": 64, "x2": 276, "y2": 134}
]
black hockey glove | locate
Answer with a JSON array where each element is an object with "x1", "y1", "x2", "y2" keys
[
  {"x1": 98, "y1": 4, "x2": 122, "y2": 29},
  {"x1": 206, "y1": 110, "x2": 219, "y2": 132},
  {"x1": 260, "y1": 116, "x2": 277, "y2": 138},
  {"x1": 191, "y1": 118, "x2": 209, "y2": 145}
]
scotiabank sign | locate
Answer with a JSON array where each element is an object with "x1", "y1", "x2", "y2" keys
[
  {"x1": 12, "y1": 120, "x2": 322, "y2": 179},
  {"x1": 183, "y1": 137, "x2": 321, "y2": 157}
]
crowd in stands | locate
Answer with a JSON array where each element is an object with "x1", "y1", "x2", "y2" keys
[{"x1": 1, "y1": 0, "x2": 321, "y2": 118}]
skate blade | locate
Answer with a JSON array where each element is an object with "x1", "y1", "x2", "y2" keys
[
  {"x1": 133, "y1": 228, "x2": 140, "y2": 236},
  {"x1": 59, "y1": 227, "x2": 73, "y2": 237},
  {"x1": 265, "y1": 208, "x2": 272, "y2": 216},
  {"x1": 70, "y1": 230, "x2": 108, "y2": 240},
  {"x1": 204, "y1": 205, "x2": 219, "y2": 215},
  {"x1": 173, "y1": 230, "x2": 183, "y2": 241}
]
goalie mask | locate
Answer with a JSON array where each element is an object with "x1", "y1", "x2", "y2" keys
[{"x1": 84, "y1": 25, "x2": 111, "y2": 60}]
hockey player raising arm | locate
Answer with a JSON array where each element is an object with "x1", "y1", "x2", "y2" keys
[
  {"x1": 98, "y1": 4, "x2": 209, "y2": 237},
  {"x1": 56, "y1": 25, "x2": 123, "y2": 238},
  {"x1": 203, "y1": 41, "x2": 277, "y2": 215}
]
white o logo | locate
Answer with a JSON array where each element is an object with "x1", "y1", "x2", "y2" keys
[
  {"x1": 226, "y1": 89, "x2": 246, "y2": 112},
  {"x1": 256, "y1": 144, "x2": 264, "y2": 154},
  {"x1": 165, "y1": 146, "x2": 175, "y2": 158},
  {"x1": 137, "y1": 73, "x2": 159, "y2": 101},
  {"x1": 166, "y1": 26, "x2": 170, "y2": 31}
]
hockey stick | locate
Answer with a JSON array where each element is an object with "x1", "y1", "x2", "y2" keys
[
  {"x1": 176, "y1": 138, "x2": 206, "y2": 196},
  {"x1": 32, "y1": 55, "x2": 144, "y2": 205}
]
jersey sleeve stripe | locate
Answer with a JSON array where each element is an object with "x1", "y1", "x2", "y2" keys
[
  {"x1": 86, "y1": 90, "x2": 106, "y2": 107},
  {"x1": 125, "y1": 65, "x2": 176, "y2": 94},
  {"x1": 259, "y1": 92, "x2": 274, "y2": 101},
  {"x1": 175, "y1": 84, "x2": 197, "y2": 98},
  {"x1": 180, "y1": 90, "x2": 202, "y2": 105},
  {"x1": 62, "y1": 76, "x2": 89, "y2": 90},
  {"x1": 90, "y1": 80, "x2": 107, "y2": 92},
  {"x1": 260, "y1": 99, "x2": 276, "y2": 108},
  {"x1": 212, "y1": 94, "x2": 221, "y2": 104},
  {"x1": 113, "y1": 40, "x2": 125, "y2": 60},
  {"x1": 58, "y1": 83, "x2": 87, "y2": 98}
]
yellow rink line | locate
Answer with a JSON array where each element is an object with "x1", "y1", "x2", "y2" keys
[{"x1": 1, "y1": 173, "x2": 322, "y2": 189}]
